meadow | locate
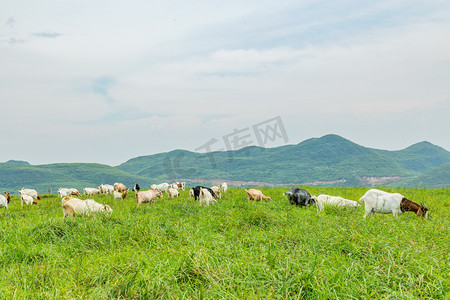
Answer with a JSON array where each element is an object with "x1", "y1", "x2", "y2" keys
[{"x1": 0, "y1": 187, "x2": 448, "y2": 299}]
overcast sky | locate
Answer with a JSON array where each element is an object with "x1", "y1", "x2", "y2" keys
[{"x1": 1, "y1": 1, "x2": 449, "y2": 166}]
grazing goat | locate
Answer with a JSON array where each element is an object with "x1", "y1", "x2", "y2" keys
[
  {"x1": 133, "y1": 184, "x2": 141, "y2": 192},
  {"x1": 283, "y1": 187, "x2": 315, "y2": 207},
  {"x1": 70, "y1": 189, "x2": 82, "y2": 197},
  {"x1": 98, "y1": 184, "x2": 114, "y2": 194},
  {"x1": 169, "y1": 183, "x2": 179, "y2": 190},
  {"x1": 114, "y1": 182, "x2": 128, "y2": 192},
  {"x1": 199, "y1": 188, "x2": 217, "y2": 206},
  {"x1": 62, "y1": 196, "x2": 112, "y2": 219},
  {"x1": 177, "y1": 182, "x2": 186, "y2": 190},
  {"x1": 99, "y1": 184, "x2": 114, "y2": 194},
  {"x1": 19, "y1": 188, "x2": 41, "y2": 200},
  {"x1": 211, "y1": 186, "x2": 221, "y2": 198},
  {"x1": 311, "y1": 194, "x2": 360, "y2": 212},
  {"x1": 221, "y1": 182, "x2": 228, "y2": 193},
  {"x1": 151, "y1": 183, "x2": 169, "y2": 193},
  {"x1": 400, "y1": 198, "x2": 428, "y2": 218},
  {"x1": 245, "y1": 189, "x2": 271, "y2": 201},
  {"x1": 168, "y1": 188, "x2": 180, "y2": 198},
  {"x1": 0, "y1": 193, "x2": 9, "y2": 209},
  {"x1": 192, "y1": 186, "x2": 218, "y2": 200},
  {"x1": 359, "y1": 189, "x2": 428, "y2": 218},
  {"x1": 114, "y1": 190, "x2": 128, "y2": 200},
  {"x1": 136, "y1": 190, "x2": 162, "y2": 206},
  {"x1": 84, "y1": 187, "x2": 100, "y2": 196},
  {"x1": 58, "y1": 188, "x2": 81, "y2": 197},
  {"x1": 58, "y1": 188, "x2": 72, "y2": 198},
  {"x1": 20, "y1": 194, "x2": 37, "y2": 206}
]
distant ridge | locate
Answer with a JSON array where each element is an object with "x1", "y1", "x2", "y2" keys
[
  {"x1": 6, "y1": 160, "x2": 30, "y2": 165},
  {"x1": 117, "y1": 134, "x2": 450, "y2": 187},
  {"x1": 374, "y1": 141, "x2": 450, "y2": 173},
  {"x1": 1, "y1": 134, "x2": 450, "y2": 193},
  {"x1": 391, "y1": 163, "x2": 450, "y2": 188},
  {"x1": 0, "y1": 163, "x2": 151, "y2": 194}
]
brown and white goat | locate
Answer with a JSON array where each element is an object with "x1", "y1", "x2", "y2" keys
[
  {"x1": 360, "y1": 189, "x2": 428, "y2": 218},
  {"x1": 0, "y1": 193, "x2": 10, "y2": 208},
  {"x1": 114, "y1": 190, "x2": 128, "y2": 200},
  {"x1": 19, "y1": 188, "x2": 40, "y2": 200},
  {"x1": 400, "y1": 198, "x2": 429, "y2": 218},
  {"x1": 71, "y1": 189, "x2": 82, "y2": 197}
]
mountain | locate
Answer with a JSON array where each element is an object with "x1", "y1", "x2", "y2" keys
[
  {"x1": 2, "y1": 134, "x2": 449, "y2": 192},
  {"x1": 269, "y1": 135, "x2": 413, "y2": 184},
  {"x1": 374, "y1": 141, "x2": 450, "y2": 173},
  {"x1": 390, "y1": 163, "x2": 450, "y2": 188},
  {"x1": 6, "y1": 160, "x2": 30, "y2": 165},
  {"x1": 117, "y1": 134, "x2": 450, "y2": 186},
  {"x1": 0, "y1": 162, "x2": 150, "y2": 194}
]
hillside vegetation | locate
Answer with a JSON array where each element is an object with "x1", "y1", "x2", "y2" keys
[
  {"x1": 391, "y1": 163, "x2": 450, "y2": 188},
  {"x1": 0, "y1": 187, "x2": 448, "y2": 298},
  {"x1": 1, "y1": 134, "x2": 450, "y2": 192},
  {"x1": 374, "y1": 141, "x2": 450, "y2": 172},
  {"x1": 0, "y1": 162, "x2": 150, "y2": 194},
  {"x1": 118, "y1": 134, "x2": 450, "y2": 187}
]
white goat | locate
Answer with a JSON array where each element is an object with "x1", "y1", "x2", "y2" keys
[
  {"x1": 62, "y1": 196, "x2": 112, "y2": 219},
  {"x1": 199, "y1": 188, "x2": 217, "y2": 206},
  {"x1": 312, "y1": 194, "x2": 360, "y2": 212}
]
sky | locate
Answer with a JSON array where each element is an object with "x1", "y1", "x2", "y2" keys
[{"x1": 1, "y1": 0, "x2": 449, "y2": 166}]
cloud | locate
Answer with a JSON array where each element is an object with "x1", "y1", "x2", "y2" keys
[
  {"x1": 82, "y1": 108, "x2": 164, "y2": 125},
  {"x1": 160, "y1": 47, "x2": 304, "y2": 80},
  {"x1": 5, "y1": 17, "x2": 15, "y2": 28},
  {"x1": 7, "y1": 37, "x2": 25, "y2": 45},
  {"x1": 32, "y1": 32, "x2": 63, "y2": 38},
  {"x1": 208, "y1": 47, "x2": 304, "y2": 74},
  {"x1": 92, "y1": 76, "x2": 116, "y2": 103},
  {"x1": 1, "y1": 0, "x2": 449, "y2": 165}
]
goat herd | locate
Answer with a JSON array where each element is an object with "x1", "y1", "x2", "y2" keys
[{"x1": 0, "y1": 181, "x2": 429, "y2": 219}]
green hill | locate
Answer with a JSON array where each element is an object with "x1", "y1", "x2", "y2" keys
[
  {"x1": 118, "y1": 134, "x2": 450, "y2": 185},
  {"x1": 390, "y1": 163, "x2": 450, "y2": 188},
  {"x1": 374, "y1": 141, "x2": 450, "y2": 173},
  {"x1": 6, "y1": 160, "x2": 31, "y2": 165},
  {"x1": 269, "y1": 135, "x2": 413, "y2": 184},
  {"x1": 0, "y1": 162, "x2": 150, "y2": 195},
  {"x1": 1, "y1": 134, "x2": 449, "y2": 192}
]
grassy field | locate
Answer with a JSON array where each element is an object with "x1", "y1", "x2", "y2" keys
[{"x1": 0, "y1": 187, "x2": 448, "y2": 299}]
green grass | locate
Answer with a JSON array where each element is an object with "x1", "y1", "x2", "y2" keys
[{"x1": 0, "y1": 187, "x2": 448, "y2": 299}]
